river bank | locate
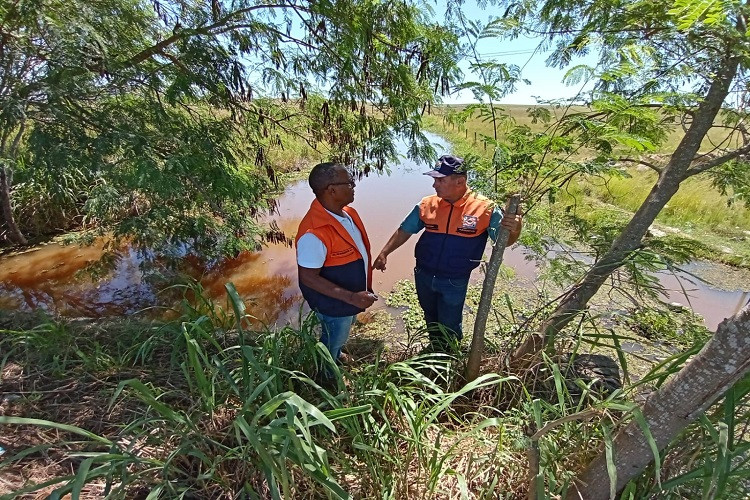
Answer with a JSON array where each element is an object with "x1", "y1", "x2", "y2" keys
[
  {"x1": 2, "y1": 137, "x2": 746, "y2": 496},
  {"x1": 1, "y1": 133, "x2": 749, "y2": 335},
  {"x1": 0, "y1": 268, "x2": 725, "y2": 497}
]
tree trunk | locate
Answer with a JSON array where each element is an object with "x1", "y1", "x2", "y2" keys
[
  {"x1": 566, "y1": 302, "x2": 750, "y2": 500},
  {"x1": 466, "y1": 194, "x2": 520, "y2": 382},
  {"x1": 512, "y1": 54, "x2": 741, "y2": 364},
  {"x1": 0, "y1": 164, "x2": 27, "y2": 245}
]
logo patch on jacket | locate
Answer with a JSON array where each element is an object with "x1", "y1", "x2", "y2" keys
[
  {"x1": 462, "y1": 215, "x2": 478, "y2": 229},
  {"x1": 456, "y1": 215, "x2": 478, "y2": 234}
]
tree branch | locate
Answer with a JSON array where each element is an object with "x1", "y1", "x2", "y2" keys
[
  {"x1": 687, "y1": 142, "x2": 750, "y2": 175},
  {"x1": 9, "y1": 118, "x2": 25, "y2": 158},
  {"x1": 124, "y1": 4, "x2": 306, "y2": 67},
  {"x1": 617, "y1": 156, "x2": 663, "y2": 174},
  {"x1": 13, "y1": 3, "x2": 308, "y2": 100}
]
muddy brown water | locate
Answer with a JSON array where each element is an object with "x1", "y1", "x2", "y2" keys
[{"x1": 0, "y1": 135, "x2": 747, "y2": 331}]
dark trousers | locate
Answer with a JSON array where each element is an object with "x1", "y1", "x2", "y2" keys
[{"x1": 414, "y1": 267, "x2": 470, "y2": 349}]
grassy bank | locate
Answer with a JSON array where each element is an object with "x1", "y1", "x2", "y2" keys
[
  {"x1": 0, "y1": 292, "x2": 541, "y2": 498},
  {"x1": 1, "y1": 282, "x2": 747, "y2": 498}
]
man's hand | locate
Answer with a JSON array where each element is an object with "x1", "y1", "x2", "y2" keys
[
  {"x1": 350, "y1": 290, "x2": 378, "y2": 309},
  {"x1": 501, "y1": 212, "x2": 523, "y2": 246},
  {"x1": 373, "y1": 253, "x2": 388, "y2": 271},
  {"x1": 374, "y1": 228, "x2": 413, "y2": 272},
  {"x1": 299, "y1": 266, "x2": 378, "y2": 308},
  {"x1": 501, "y1": 213, "x2": 522, "y2": 234}
]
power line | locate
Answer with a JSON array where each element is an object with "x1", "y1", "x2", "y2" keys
[{"x1": 476, "y1": 49, "x2": 539, "y2": 58}]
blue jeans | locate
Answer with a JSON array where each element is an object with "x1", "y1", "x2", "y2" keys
[
  {"x1": 414, "y1": 267, "x2": 470, "y2": 347},
  {"x1": 315, "y1": 312, "x2": 356, "y2": 361}
]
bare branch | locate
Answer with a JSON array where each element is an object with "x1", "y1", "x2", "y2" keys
[
  {"x1": 687, "y1": 142, "x2": 750, "y2": 175},
  {"x1": 617, "y1": 156, "x2": 663, "y2": 174}
]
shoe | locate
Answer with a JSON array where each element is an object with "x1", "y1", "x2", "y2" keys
[{"x1": 338, "y1": 352, "x2": 354, "y2": 365}]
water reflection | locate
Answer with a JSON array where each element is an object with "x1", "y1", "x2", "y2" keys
[
  {"x1": 0, "y1": 134, "x2": 459, "y2": 326},
  {"x1": 0, "y1": 132, "x2": 748, "y2": 331},
  {"x1": 659, "y1": 266, "x2": 750, "y2": 330},
  {"x1": 0, "y1": 242, "x2": 156, "y2": 316}
]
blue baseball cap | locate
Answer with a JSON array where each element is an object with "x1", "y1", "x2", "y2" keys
[{"x1": 424, "y1": 154, "x2": 465, "y2": 177}]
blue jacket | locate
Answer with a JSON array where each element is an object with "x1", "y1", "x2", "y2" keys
[{"x1": 413, "y1": 191, "x2": 495, "y2": 279}]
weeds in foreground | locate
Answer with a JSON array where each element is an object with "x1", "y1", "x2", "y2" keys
[{"x1": 1, "y1": 283, "x2": 749, "y2": 498}]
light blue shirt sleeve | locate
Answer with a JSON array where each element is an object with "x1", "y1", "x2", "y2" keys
[
  {"x1": 488, "y1": 206, "x2": 504, "y2": 244},
  {"x1": 399, "y1": 205, "x2": 424, "y2": 234}
]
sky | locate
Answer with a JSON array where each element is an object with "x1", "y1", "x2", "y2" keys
[
  {"x1": 445, "y1": 37, "x2": 594, "y2": 105},
  {"x1": 240, "y1": 0, "x2": 597, "y2": 106},
  {"x1": 438, "y1": 1, "x2": 597, "y2": 105}
]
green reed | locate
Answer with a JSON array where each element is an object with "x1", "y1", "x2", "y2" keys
[{"x1": 1, "y1": 281, "x2": 749, "y2": 499}]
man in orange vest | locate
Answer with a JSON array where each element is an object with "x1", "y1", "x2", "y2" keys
[
  {"x1": 374, "y1": 155, "x2": 522, "y2": 351},
  {"x1": 296, "y1": 162, "x2": 378, "y2": 364}
]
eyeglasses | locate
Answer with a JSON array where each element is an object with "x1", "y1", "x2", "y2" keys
[{"x1": 327, "y1": 180, "x2": 356, "y2": 188}]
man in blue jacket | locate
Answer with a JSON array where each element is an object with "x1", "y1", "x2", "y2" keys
[{"x1": 374, "y1": 155, "x2": 522, "y2": 350}]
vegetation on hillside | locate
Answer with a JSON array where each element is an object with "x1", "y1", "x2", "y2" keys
[{"x1": 2, "y1": 285, "x2": 747, "y2": 499}]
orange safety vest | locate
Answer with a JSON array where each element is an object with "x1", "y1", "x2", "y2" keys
[
  {"x1": 415, "y1": 190, "x2": 494, "y2": 278},
  {"x1": 295, "y1": 198, "x2": 372, "y2": 316}
]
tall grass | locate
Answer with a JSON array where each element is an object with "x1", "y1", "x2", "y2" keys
[
  {"x1": 1, "y1": 282, "x2": 749, "y2": 498},
  {"x1": 568, "y1": 169, "x2": 750, "y2": 232},
  {"x1": 0, "y1": 283, "x2": 528, "y2": 498}
]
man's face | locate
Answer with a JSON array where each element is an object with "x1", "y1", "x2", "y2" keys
[
  {"x1": 328, "y1": 167, "x2": 356, "y2": 205},
  {"x1": 432, "y1": 174, "x2": 467, "y2": 202}
]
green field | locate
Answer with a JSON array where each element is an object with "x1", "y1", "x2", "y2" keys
[{"x1": 423, "y1": 105, "x2": 750, "y2": 266}]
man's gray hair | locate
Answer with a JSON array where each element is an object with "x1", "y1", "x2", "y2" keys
[{"x1": 309, "y1": 162, "x2": 344, "y2": 195}]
